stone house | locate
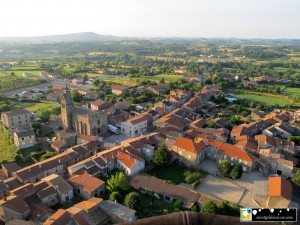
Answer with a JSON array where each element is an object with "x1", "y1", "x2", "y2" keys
[
  {"x1": 0, "y1": 196, "x2": 30, "y2": 223},
  {"x1": 1, "y1": 109, "x2": 31, "y2": 129},
  {"x1": 42, "y1": 174, "x2": 73, "y2": 203},
  {"x1": 13, "y1": 128, "x2": 36, "y2": 149},
  {"x1": 172, "y1": 137, "x2": 207, "y2": 168},
  {"x1": 68, "y1": 170, "x2": 105, "y2": 200}
]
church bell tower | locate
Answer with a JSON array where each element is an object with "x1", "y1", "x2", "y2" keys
[{"x1": 61, "y1": 84, "x2": 74, "y2": 130}]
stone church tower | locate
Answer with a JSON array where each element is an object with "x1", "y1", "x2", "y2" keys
[{"x1": 61, "y1": 84, "x2": 74, "y2": 130}]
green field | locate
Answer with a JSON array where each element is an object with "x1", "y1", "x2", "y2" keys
[
  {"x1": 0, "y1": 124, "x2": 18, "y2": 163},
  {"x1": 26, "y1": 102, "x2": 55, "y2": 113},
  {"x1": 0, "y1": 73, "x2": 42, "y2": 93},
  {"x1": 236, "y1": 93, "x2": 293, "y2": 107},
  {"x1": 282, "y1": 87, "x2": 300, "y2": 97},
  {"x1": 143, "y1": 74, "x2": 184, "y2": 82}
]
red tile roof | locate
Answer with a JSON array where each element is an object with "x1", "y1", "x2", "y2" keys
[
  {"x1": 268, "y1": 177, "x2": 292, "y2": 200},
  {"x1": 173, "y1": 137, "x2": 207, "y2": 154},
  {"x1": 68, "y1": 171, "x2": 105, "y2": 193}
]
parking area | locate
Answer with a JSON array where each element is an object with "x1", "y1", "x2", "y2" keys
[
  {"x1": 196, "y1": 174, "x2": 245, "y2": 204},
  {"x1": 234, "y1": 170, "x2": 267, "y2": 207}
]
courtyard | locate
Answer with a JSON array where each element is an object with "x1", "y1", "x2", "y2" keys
[{"x1": 196, "y1": 174, "x2": 245, "y2": 204}]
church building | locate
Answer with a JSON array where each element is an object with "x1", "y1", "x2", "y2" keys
[{"x1": 61, "y1": 85, "x2": 108, "y2": 135}]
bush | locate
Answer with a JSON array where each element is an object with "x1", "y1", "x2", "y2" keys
[
  {"x1": 184, "y1": 170, "x2": 202, "y2": 188},
  {"x1": 218, "y1": 159, "x2": 232, "y2": 176},
  {"x1": 173, "y1": 200, "x2": 183, "y2": 211},
  {"x1": 124, "y1": 192, "x2": 140, "y2": 210},
  {"x1": 109, "y1": 191, "x2": 122, "y2": 203},
  {"x1": 200, "y1": 200, "x2": 218, "y2": 214},
  {"x1": 191, "y1": 205, "x2": 199, "y2": 212},
  {"x1": 230, "y1": 164, "x2": 243, "y2": 179},
  {"x1": 39, "y1": 152, "x2": 58, "y2": 161}
]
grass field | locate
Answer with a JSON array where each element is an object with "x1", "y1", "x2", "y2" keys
[
  {"x1": 236, "y1": 93, "x2": 293, "y2": 107},
  {"x1": 26, "y1": 102, "x2": 55, "y2": 113},
  {"x1": 282, "y1": 87, "x2": 300, "y2": 97},
  {"x1": 0, "y1": 124, "x2": 18, "y2": 163},
  {"x1": 143, "y1": 74, "x2": 184, "y2": 82},
  {"x1": 149, "y1": 163, "x2": 187, "y2": 184}
]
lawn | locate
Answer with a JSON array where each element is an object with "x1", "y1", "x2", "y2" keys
[
  {"x1": 282, "y1": 87, "x2": 300, "y2": 98},
  {"x1": 138, "y1": 194, "x2": 174, "y2": 218},
  {"x1": 149, "y1": 163, "x2": 187, "y2": 184},
  {"x1": 26, "y1": 102, "x2": 55, "y2": 113},
  {"x1": 0, "y1": 124, "x2": 18, "y2": 163},
  {"x1": 236, "y1": 93, "x2": 293, "y2": 107},
  {"x1": 143, "y1": 74, "x2": 184, "y2": 83}
]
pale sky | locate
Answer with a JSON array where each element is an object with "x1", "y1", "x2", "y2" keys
[{"x1": 0, "y1": 0, "x2": 299, "y2": 38}]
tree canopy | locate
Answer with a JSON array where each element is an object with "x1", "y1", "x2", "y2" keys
[
  {"x1": 106, "y1": 172, "x2": 130, "y2": 193},
  {"x1": 153, "y1": 143, "x2": 171, "y2": 167},
  {"x1": 124, "y1": 192, "x2": 141, "y2": 210}
]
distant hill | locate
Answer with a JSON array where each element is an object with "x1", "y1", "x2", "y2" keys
[
  {"x1": 0, "y1": 32, "x2": 299, "y2": 45},
  {"x1": 0, "y1": 32, "x2": 122, "y2": 43}
]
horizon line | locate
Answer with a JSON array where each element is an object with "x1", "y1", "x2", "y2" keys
[{"x1": 0, "y1": 32, "x2": 299, "y2": 40}]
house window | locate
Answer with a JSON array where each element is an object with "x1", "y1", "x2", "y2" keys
[
  {"x1": 165, "y1": 196, "x2": 171, "y2": 201},
  {"x1": 22, "y1": 138, "x2": 24, "y2": 141},
  {"x1": 179, "y1": 151, "x2": 182, "y2": 155},
  {"x1": 224, "y1": 155, "x2": 227, "y2": 159},
  {"x1": 188, "y1": 155, "x2": 191, "y2": 159}
]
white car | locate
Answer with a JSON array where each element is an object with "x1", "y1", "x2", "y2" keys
[{"x1": 46, "y1": 138, "x2": 52, "y2": 144}]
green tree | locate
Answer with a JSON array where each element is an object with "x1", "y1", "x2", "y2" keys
[
  {"x1": 218, "y1": 159, "x2": 232, "y2": 176},
  {"x1": 40, "y1": 152, "x2": 58, "y2": 161},
  {"x1": 107, "y1": 172, "x2": 130, "y2": 193},
  {"x1": 173, "y1": 199, "x2": 183, "y2": 212},
  {"x1": 124, "y1": 192, "x2": 140, "y2": 210},
  {"x1": 153, "y1": 143, "x2": 171, "y2": 167},
  {"x1": 205, "y1": 120, "x2": 217, "y2": 128},
  {"x1": 200, "y1": 200, "x2": 218, "y2": 214},
  {"x1": 184, "y1": 170, "x2": 202, "y2": 187},
  {"x1": 109, "y1": 191, "x2": 122, "y2": 203},
  {"x1": 71, "y1": 89, "x2": 83, "y2": 102},
  {"x1": 51, "y1": 106, "x2": 61, "y2": 116},
  {"x1": 83, "y1": 74, "x2": 89, "y2": 84},
  {"x1": 230, "y1": 164, "x2": 243, "y2": 179},
  {"x1": 291, "y1": 170, "x2": 300, "y2": 187},
  {"x1": 37, "y1": 109, "x2": 51, "y2": 122}
]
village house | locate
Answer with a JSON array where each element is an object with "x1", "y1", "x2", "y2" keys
[
  {"x1": 154, "y1": 100, "x2": 176, "y2": 114},
  {"x1": 115, "y1": 101, "x2": 131, "y2": 111},
  {"x1": 42, "y1": 174, "x2": 73, "y2": 203},
  {"x1": 253, "y1": 176, "x2": 294, "y2": 208},
  {"x1": 68, "y1": 170, "x2": 105, "y2": 200},
  {"x1": 0, "y1": 196, "x2": 30, "y2": 223},
  {"x1": 172, "y1": 137, "x2": 207, "y2": 168},
  {"x1": 99, "y1": 200, "x2": 136, "y2": 223},
  {"x1": 206, "y1": 140, "x2": 257, "y2": 172},
  {"x1": 121, "y1": 113, "x2": 153, "y2": 137},
  {"x1": 251, "y1": 110, "x2": 266, "y2": 121},
  {"x1": 1, "y1": 163, "x2": 20, "y2": 178},
  {"x1": 13, "y1": 140, "x2": 100, "y2": 184},
  {"x1": 242, "y1": 80, "x2": 258, "y2": 87},
  {"x1": 88, "y1": 99, "x2": 113, "y2": 111},
  {"x1": 117, "y1": 151, "x2": 145, "y2": 176},
  {"x1": 13, "y1": 128, "x2": 36, "y2": 149},
  {"x1": 130, "y1": 174, "x2": 200, "y2": 209},
  {"x1": 254, "y1": 75, "x2": 275, "y2": 82},
  {"x1": 1, "y1": 109, "x2": 31, "y2": 129},
  {"x1": 111, "y1": 85, "x2": 130, "y2": 95}
]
